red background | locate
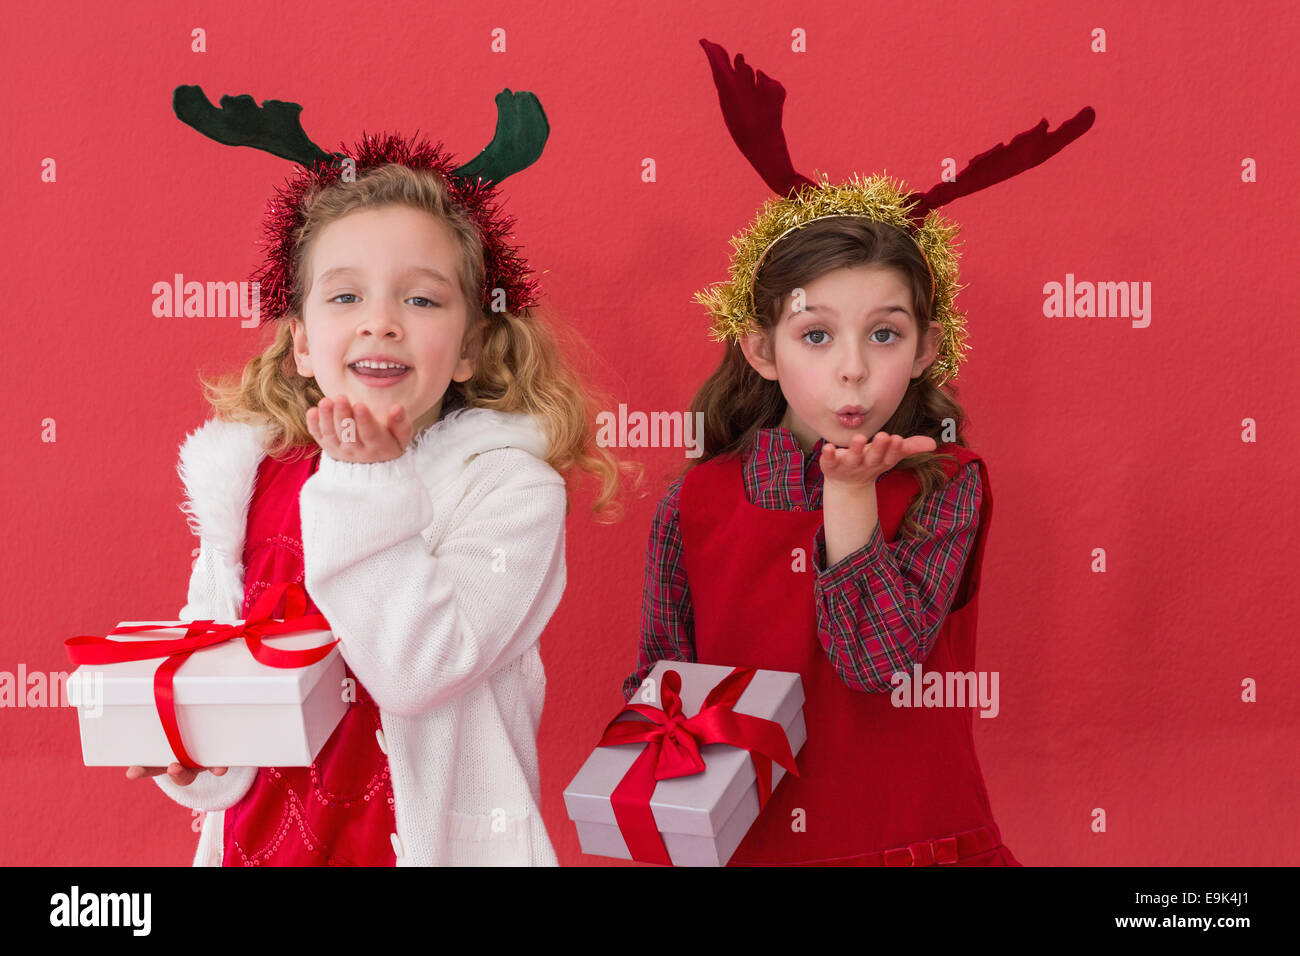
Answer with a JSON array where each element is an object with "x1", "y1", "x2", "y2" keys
[{"x1": 4, "y1": 0, "x2": 1297, "y2": 865}]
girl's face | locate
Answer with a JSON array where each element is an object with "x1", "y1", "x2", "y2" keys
[
  {"x1": 289, "y1": 204, "x2": 481, "y2": 439},
  {"x1": 741, "y1": 263, "x2": 941, "y2": 454}
]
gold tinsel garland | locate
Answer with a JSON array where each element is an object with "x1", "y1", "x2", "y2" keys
[{"x1": 692, "y1": 172, "x2": 971, "y2": 386}]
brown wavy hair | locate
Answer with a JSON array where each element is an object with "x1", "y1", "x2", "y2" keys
[
  {"x1": 198, "y1": 163, "x2": 637, "y2": 521},
  {"x1": 689, "y1": 217, "x2": 974, "y2": 540}
]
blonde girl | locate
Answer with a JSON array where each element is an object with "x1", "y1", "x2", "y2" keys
[{"x1": 132, "y1": 89, "x2": 627, "y2": 866}]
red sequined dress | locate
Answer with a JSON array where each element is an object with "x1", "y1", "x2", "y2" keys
[{"x1": 222, "y1": 447, "x2": 397, "y2": 866}]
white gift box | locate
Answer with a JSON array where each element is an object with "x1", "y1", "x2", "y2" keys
[
  {"x1": 67, "y1": 620, "x2": 347, "y2": 767},
  {"x1": 564, "y1": 661, "x2": 806, "y2": 866}
]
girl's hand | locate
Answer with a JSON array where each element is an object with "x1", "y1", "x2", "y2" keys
[
  {"x1": 821, "y1": 432, "x2": 938, "y2": 488},
  {"x1": 126, "y1": 764, "x2": 228, "y2": 786},
  {"x1": 306, "y1": 395, "x2": 414, "y2": 464}
]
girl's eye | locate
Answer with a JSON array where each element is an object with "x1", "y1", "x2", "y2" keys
[
  {"x1": 872, "y1": 327, "x2": 901, "y2": 344},
  {"x1": 803, "y1": 328, "x2": 829, "y2": 345},
  {"x1": 327, "y1": 293, "x2": 442, "y2": 308}
]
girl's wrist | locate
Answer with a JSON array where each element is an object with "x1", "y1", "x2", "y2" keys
[
  {"x1": 821, "y1": 480, "x2": 879, "y2": 566},
  {"x1": 822, "y1": 476, "x2": 878, "y2": 499},
  {"x1": 316, "y1": 445, "x2": 418, "y2": 485}
]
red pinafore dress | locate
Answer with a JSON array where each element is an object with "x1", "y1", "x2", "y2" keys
[
  {"x1": 222, "y1": 447, "x2": 397, "y2": 866},
  {"x1": 678, "y1": 443, "x2": 1020, "y2": 866}
]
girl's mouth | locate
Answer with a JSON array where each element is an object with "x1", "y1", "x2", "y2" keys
[
  {"x1": 836, "y1": 412, "x2": 866, "y2": 428},
  {"x1": 349, "y1": 363, "x2": 411, "y2": 387}
]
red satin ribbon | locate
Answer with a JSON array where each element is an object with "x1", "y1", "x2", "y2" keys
[
  {"x1": 65, "y1": 581, "x2": 336, "y2": 770},
  {"x1": 597, "y1": 666, "x2": 799, "y2": 865}
]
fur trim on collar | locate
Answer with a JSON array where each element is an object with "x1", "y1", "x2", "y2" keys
[{"x1": 176, "y1": 407, "x2": 551, "y2": 556}]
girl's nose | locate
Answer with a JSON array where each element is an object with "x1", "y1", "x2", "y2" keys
[
  {"x1": 359, "y1": 300, "x2": 403, "y2": 338},
  {"x1": 838, "y1": 347, "x2": 867, "y2": 383}
]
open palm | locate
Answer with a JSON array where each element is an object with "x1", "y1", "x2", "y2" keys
[
  {"x1": 821, "y1": 432, "x2": 938, "y2": 487},
  {"x1": 306, "y1": 395, "x2": 414, "y2": 463}
]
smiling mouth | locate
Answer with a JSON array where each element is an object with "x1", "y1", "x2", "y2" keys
[{"x1": 349, "y1": 363, "x2": 410, "y2": 379}]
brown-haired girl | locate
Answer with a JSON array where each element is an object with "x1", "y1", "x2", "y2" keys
[
  {"x1": 621, "y1": 39, "x2": 1092, "y2": 866},
  {"x1": 624, "y1": 208, "x2": 1017, "y2": 866}
]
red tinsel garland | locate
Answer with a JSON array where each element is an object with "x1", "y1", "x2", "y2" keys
[{"x1": 250, "y1": 131, "x2": 540, "y2": 326}]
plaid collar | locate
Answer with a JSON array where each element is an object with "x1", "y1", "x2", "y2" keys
[{"x1": 745, "y1": 426, "x2": 828, "y2": 511}]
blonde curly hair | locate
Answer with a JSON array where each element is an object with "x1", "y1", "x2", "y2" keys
[{"x1": 198, "y1": 163, "x2": 637, "y2": 521}]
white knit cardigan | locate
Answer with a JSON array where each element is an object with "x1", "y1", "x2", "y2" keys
[{"x1": 152, "y1": 406, "x2": 566, "y2": 866}]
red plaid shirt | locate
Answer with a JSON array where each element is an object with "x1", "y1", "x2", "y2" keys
[{"x1": 624, "y1": 426, "x2": 983, "y2": 699}]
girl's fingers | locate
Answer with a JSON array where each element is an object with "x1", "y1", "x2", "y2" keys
[
  {"x1": 389, "y1": 405, "x2": 412, "y2": 448},
  {"x1": 166, "y1": 763, "x2": 198, "y2": 785},
  {"x1": 311, "y1": 395, "x2": 413, "y2": 461},
  {"x1": 863, "y1": 434, "x2": 884, "y2": 469},
  {"x1": 315, "y1": 398, "x2": 336, "y2": 445},
  {"x1": 910, "y1": 435, "x2": 939, "y2": 454},
  {"x1": 346, "y1": 400, "x2": 408, "y2": 458},
  {"x1": 355, "y1": 402, "x2": 395, "y2": 453},
  {"x1": 823, "y1": 432, "x2": 936, "y2": 485},
  {"x1": 331, "y1": 397, "x2": 354, "y2": 444},
  {"x1": 350, "y1": 401, "x2": 375, "y2": 446}
]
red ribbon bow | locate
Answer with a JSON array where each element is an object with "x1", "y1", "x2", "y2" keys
[
  {"x1": 596, "y1": 666, "x2": 799, "y2": 865},
  {"x1": 65, "y1": 582, "x2": 336, "y2": 769}
]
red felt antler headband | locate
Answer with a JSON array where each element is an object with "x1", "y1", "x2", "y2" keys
[{"x1": 692, "y1": 38, "x2": 1096, "y2": 385}]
